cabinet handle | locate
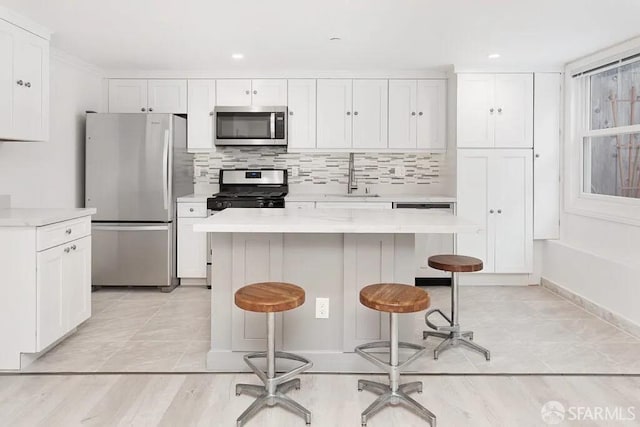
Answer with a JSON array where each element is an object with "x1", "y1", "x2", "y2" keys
[
  {"x1": 64, "y1": 247, "x2": 70, "y2": 253},
  {"x1": 245, "y1": 90, "x2": 250, "y2": 95},
  {"x1": 253, "y1": 90, "x2": 257, "y2": 95},
  {"x1": 289, "y1": 111, "x2": 294, "y2": 116},
  {"x1": 25, "y1": 82, "x2": 31, "y2": 88},
  {"x1": 65, "y1": 228, "x2": 72, "y2": 235},
  {"x1": 411, "y1": 112, "x2": 416, "y2": 116},
  {"x1": 497, "y1": 108, "x2": 503, "y2": 113},
  {"x1": 141, "y1": 108, "x2": 146, "y2": 112},
  {"x1": 535, "y1": 153, "x2": 540, "y2": 158},
  {"x1": 489, "y1": 108, "x2": 495, "y2": 114},
  {"x1": 354, "y1": 111, "x2": 359, "y2": 116},
  {"x1": 489, "y1": 209, "x2": 494, "y2": 214},
  {"x1": 497, "y1": 209, "x2": 502, "y2": 214},
  {"x1": 149, "y1": 107, "x2": 154, "y2": 112},
  {"x1": 209, "y1": 111, "x2": 214, "y2": 116},
  {"x1": 71, "y1": 244, "x2": 77, "y2": 250},
  {"x1": 16, "y1": 80, "x2": 23, "y2": 86},
  {"x1": 418, "y1": 112, "x2": 423, "y2": 116},
  {"x1": 346, "y1": 111, "x2": 351, "y2": 116},
  {"x1": 189, "y1": 208, "x2": 194, "y2": 212}
]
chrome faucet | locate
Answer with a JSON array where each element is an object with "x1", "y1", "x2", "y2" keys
[{"x1": 347, "y1": 152, "x2": 358, "y2": 194}]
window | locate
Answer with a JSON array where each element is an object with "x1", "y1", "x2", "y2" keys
[{"x1": 581, "y1": 59, "x2": 640, "y2": 200}]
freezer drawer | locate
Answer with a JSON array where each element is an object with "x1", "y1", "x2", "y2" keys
[{"x1": 91, "y1": 223, "x2": 176, "y2": 288}]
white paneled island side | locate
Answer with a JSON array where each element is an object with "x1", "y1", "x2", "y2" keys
[{"x1": 194, "y1": 208, "x2": 480, "y2": 372}]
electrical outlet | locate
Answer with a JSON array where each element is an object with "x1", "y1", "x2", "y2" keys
[
  {"x1": 315, "y1": 298, "x2": 329, "y2": 319},
  {"x1": 292, "y1": 166, "x2": 300, "y2": 177},
  {"x1": 395, "y1": 166, "x2": 405, "y2": 177}
]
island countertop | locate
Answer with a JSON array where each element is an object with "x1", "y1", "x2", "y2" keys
[{"x1": 194, "y1": 207, "x2": 480, "y2": 234}]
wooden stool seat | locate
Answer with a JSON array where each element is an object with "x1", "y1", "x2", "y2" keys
[
  {"x1": 427, "y1": 254, "x2": 483, "y2": 273},
  {"x1": 359, "y1": 283, "x2": 430, "y2": 314},
  {"x1": 235, "y1": 282, "x2": 305, "y2": 313}
]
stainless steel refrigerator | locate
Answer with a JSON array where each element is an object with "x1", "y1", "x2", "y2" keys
[{"x1": 85, "y1": 113, "x2": 193, "y2": 291}]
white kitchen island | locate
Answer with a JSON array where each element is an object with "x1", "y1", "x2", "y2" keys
[{"x1": 194, "y1": 208, "x2": 480, "y2": 372}]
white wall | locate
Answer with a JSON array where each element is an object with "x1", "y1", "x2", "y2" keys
[{"x1": 0, "y1": 51, "x2": 102, "y2": 208}]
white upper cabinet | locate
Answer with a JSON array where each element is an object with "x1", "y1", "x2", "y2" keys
[
  {"x1": 108, "y1": 79, "x2": 186, "y2": 113},
  {"x1": 148, "y1": 79, "x2": 187, "y2": 113},
  {"x1": 317, "y1": 79, "x2": 353, "y2": 149},
  {"x1": 352, "y1": 79, "x2": 388, "y2": 149},
  {"x1": 215, "y1": 79, "x2": 286, "y2": 106},
  {"x1": 251, "y1": 79, "x2": 287, "y2": 106},
  {"x1": 0, "y1": 19, "x2": 49, "y2": 142},
  {"x1": 108, "y1": 79, "x2": 147, "y2": 113},
  {"x1": 457, "y1": 73, "x2": 532, "y2": 148},
  {"x1": 287, "y1": 79, "x2": 316, "y2": 151},
  {"x1": 388, "y1": 79, "x2": 446, "y2": 151},
  {"x1": 216, "y1": 79, "x2": 251, "y2": 106},
  {"x1": 187, "y1": 79, "x2": 216, "y2": 152},
  {"x1": 456, "y1": 149, "x2": 533, "y2": 273}
]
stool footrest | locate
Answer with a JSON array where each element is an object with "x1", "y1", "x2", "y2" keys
[
  {"x1": 355, "y1": 341, "x2": 426, "y2": 373},
  {"x1": 424, "y1": 308, "x2": 455, "y2": 332}
]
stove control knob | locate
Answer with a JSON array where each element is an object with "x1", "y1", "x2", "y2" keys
[
  {"x1": 268, "y1": 201, "x2": 274, "y2": 207},
  {"x1": 215, "y1": 202, "x2": 223, "y2": 209},
  {"x1": 257, "y1": 200, "x2": 264, "y2": 208},
  {"x1": 225, "y1": 201, "x2": 233, "y2": 208}
]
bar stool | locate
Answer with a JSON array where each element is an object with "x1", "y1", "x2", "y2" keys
[
  {"x1": 423, "y1": 254, "x2": 491, "y2": 360},
  {"x1": 234, "y1": 282, "x2": 313, "y2": 427},
  {"x1": 355, "y1": 283, "x2": 436, "y2": 427}
]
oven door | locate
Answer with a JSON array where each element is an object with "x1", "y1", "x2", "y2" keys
[{"x1": 214, "y1": 106, "x2": 287, "y2": 146}]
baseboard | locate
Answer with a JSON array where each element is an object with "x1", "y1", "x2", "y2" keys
[
  {"x1": 541, "y1": 277, "x2": 640, "y2": 339},
  {"x1": 180, "y1": 278, "x2": 206, "y2": 286}
]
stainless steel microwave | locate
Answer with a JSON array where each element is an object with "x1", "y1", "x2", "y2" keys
[{"x1": 214, "y1": 106, "x2": 287, "y2": 146}]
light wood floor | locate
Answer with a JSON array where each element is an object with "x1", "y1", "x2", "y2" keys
[{"x1": 0, "y1": 373, "x2": 639, "y2": 426}]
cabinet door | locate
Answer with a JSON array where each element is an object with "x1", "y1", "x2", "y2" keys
[
  {"x1": 148, "y1": 79, "x2": 187, "y2": 113},
  {"x1": 533, "y1": 73, "x2": 561, "y2": 239},
  {"x1": 12, "y1": 30, "x2": 47, "y2": 141},
  {"x1": 187, "y1": 79, "x2": 216, "y2": 152},
  {"x1": 456, "y1": 150, "x2": 495, "y2": 272},
  {"x1": 352, "y1": 79, "x2": 388, "y2": 149},
  {"x1": 0, "y1": 21, "x2": 14, "y2": 138},
  {"x1": 493, "y1": 149, "x2": 533, "y2": 273},
  {"x1": 457, "y1": 74, "x2": 495, "y2": 148},
  {"x1": 178, "y1": 217, "x2": 207, "y2": 278},
  {"x1": 494, "y1": 74, "x2": 533, "y2": 148},
  {"x1": 63, "y1": 236, "x2": 91, "y2": 329},
  {"x1": 36, "y1": 244, "x2": 65, "y2": 351},
  {"x1": 417, "y1": 80, "x2": 446, "y2": 150},
  {"x1": 108, "y1": 79, "x2": 148, "y2": 113},
  {"x1": 287, "y1": 79, "x2": 316, "y2": 150},
  {"x1": 388, "y1": 80, "x2": 417, "y2": 149},
  {"x1": 216, "y1": 79, "x2": 251, "y2": 106},
  {"x1": 317, "y1": 79, "x2": 352, "y2": 149},
  {"x1": 251, "y1": 79, "x2": 287, "y2": 106}
]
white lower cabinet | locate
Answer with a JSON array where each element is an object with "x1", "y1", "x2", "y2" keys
[
  {"x1": 0, "y1": 215, "x2": 93, "y2": 369},
  {"x1": 456, "y1": 149, "x2": 533, "y2": 273},
  {"x1": 177, "y1": 202, "x2": 207, "y2": 279},
  {"x1": 36, "y1": 235, "x2": 91, "y2": 351}
]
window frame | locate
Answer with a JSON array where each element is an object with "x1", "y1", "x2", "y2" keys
[{"x1": 565, "y1": 38, "x2": 640, "y2": 226}]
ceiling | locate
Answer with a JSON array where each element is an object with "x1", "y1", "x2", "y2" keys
[{"x1": 2, "y1": 0, "x2": 640, "y2": 73}]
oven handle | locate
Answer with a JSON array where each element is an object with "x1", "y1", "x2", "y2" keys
[{"x1": 270, "y1": 113, "x2": 276, "y2": 139}]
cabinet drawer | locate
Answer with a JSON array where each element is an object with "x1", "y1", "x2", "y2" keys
[
  {"x1": 178, "y1": 203, "x2": 207, "y2": 217},
  {"x1": 37, "y1": 217, "x2": 91, "y2": 252}
]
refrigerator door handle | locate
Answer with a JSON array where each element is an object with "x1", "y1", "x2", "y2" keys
[
  {"x1": 162, "y1": 129, "x2": 169, "y2": 210},
  {"x1": 92, "y1": 225, "x2": 169, "y2": 232}
]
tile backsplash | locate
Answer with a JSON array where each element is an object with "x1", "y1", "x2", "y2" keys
[{"x1": 194, "y1": 148, "x2": 444, "y2": 185}]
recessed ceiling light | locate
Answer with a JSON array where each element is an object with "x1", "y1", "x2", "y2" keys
[
  {"x1": 488, "y1": 53, "x2": 501, "y2": 59},
  {"x1": 231, "y1": 53, "x2": 244, "y2": 60},
  {"x1": 329, "y1": 37, "x2": 342, "y2": 41}
]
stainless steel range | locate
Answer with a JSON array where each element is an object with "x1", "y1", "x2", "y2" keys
[{"x1": 207, "y1": 169, "x2": 288, "y2": 211}]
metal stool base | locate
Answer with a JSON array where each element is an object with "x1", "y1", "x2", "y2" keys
[
  {"x1": 355, "y1": 314, "x2": 436, "y2": 427},
  {"x1": 236, "y1": 311, "x2": 313, "y2": 427}
]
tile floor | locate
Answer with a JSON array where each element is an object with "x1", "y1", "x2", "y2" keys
[{"x1": 23, "y1": 285, "x2": 640, "y2": 374}]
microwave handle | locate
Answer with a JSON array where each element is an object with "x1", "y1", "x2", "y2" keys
[{"x1": 270, "y1": 113, "x2": 276, "y2": 139}]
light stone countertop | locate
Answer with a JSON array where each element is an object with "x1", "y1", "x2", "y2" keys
[
  {"x1": 194, "y1": 207, "x2": 479, "y2": 234},
  {"x1": 0, "y1": 208, "x2": 97, "y2": 227},
  {"x1": 177, "y1": 194, "x2": 210, "y2": 203},
  {"x1": 285, "y1": 194, "x2": 456, "y2": 203}
]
